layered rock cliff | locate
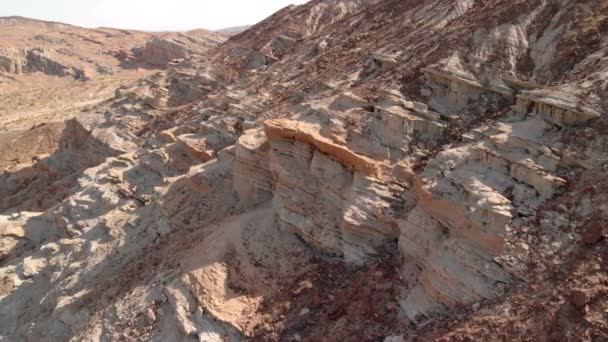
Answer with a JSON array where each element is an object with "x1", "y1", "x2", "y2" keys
[{"x1": 1, "y1": 0, "x2": 607, "y2": 341}]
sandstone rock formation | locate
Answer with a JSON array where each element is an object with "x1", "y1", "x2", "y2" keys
[
  {"x1": 135, "y1": 30, "x2": 225, "y2": 67},
  {"x1": 1, "y1": 0, "x2": 608, "y2": 341}
]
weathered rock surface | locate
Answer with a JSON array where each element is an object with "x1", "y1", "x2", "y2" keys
[
  {"x1": 2, "y1": 0, "x2": 608, "y2": 341},
  {"x1": 0, "y1": 47, "x2": 87, "y2": 79},
  {"x1": 137, "y1": 31, "x2": 225, "y2": 67}
]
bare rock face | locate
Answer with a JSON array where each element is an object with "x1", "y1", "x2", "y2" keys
[
  {"x1": 26, "y1": 48, "x2": 85, "y2": 78},
  {"x1": 0, "y1": 47, "x2": 86, "y2": 79},
  {"x1": 0, "y1": 48, "x2": 27, "y2": 74},
  {"x1": 143, "y1": 37, "x2": 191, "y2": 65},
  {"x1": 234, "y1": 127, "x2": 274, "y2": 206},
  {"x1": 133, "y1": 30, "x2": 226, "y2": 68},
  {"x1": 515, "y1": 90, "x2": 601, "y2": 127},
  {"x1": 2, "y1": 0, "x2": 608, "y2": 340},
  {"x1": 217, "y1": 0, "x2": 370, "y2": 73},
  {"x1": 231, "y1": 119, "x2": 407, "y2": 264}
]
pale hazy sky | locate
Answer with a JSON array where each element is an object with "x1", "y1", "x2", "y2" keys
[{"x1": 0, "y1": 0, "x2": 309, "y2": 31}]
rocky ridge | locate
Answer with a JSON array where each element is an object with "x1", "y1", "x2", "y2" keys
[{"x1": 1, "y1": 1, "x2": 607, "y2": 341}]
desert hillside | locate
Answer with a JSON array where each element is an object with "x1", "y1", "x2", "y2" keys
[
  {"x1": 0, "y1": 16, "x2": 225, "y2": 169},
  {"x1": 1, "y1": 1, "x2": 607, "y2": 341}
]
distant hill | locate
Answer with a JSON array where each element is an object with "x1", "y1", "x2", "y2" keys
[
  {"x1": 0, "y1": 15, "x2": 226, "y2": 78},
  {"x1": 216, "y1": 25, "x2": 252, "y2": 36}
]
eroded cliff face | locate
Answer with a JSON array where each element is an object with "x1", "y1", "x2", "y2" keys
[
  {"x1": 1, "y1": 0, "x2": 607, "y2": 341},
  {"x1": 228, "y1": 76, "x2": 602, "y2": 325}
]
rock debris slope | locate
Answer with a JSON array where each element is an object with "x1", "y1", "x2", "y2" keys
[{"x1": 1, "y1": 0, "x2": 608, "y2": 341}]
